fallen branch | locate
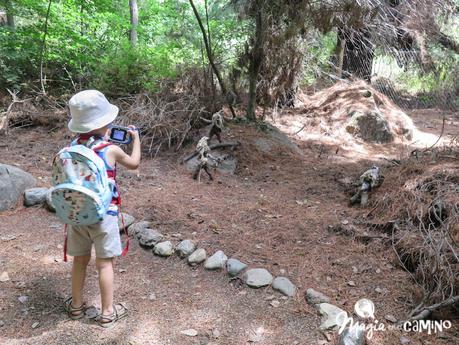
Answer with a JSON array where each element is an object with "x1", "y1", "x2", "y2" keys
[
  {"x1": 182, "y1": 141, "x2": 241, "y2": 163},
  {"x1": 407, "y1": 295, "x2": 459, "y2": 321},
  {"x1": 1, "y1": 89, "x2": 32, "y2": 136},
  {"x1": 423, "y1": 116, "x2": 446, "y2": 153},
  {"x1": 294, "y1": 123, "x2": 307, "y2": 135}
]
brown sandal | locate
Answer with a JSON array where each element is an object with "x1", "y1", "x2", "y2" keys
[
  {"x1": 95, "y1": 303, "x2": 128, "y2": 328},
  {"x1": 63, "y1": 297, "x2": 86, "y2": 320}
]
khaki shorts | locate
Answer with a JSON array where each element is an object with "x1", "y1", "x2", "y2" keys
[{"x1": 67, "y1": 212, "x2": 122, "y2": 259}]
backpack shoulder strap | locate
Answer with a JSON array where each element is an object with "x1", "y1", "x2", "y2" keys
[{"x1": 92, "y1": 142, "x2": 112, "y2": 152}]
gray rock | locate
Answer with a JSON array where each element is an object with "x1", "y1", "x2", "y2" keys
[
  {"x1": 24, "y1": 187, "x2": 48, "y2": 207},
  {"x1": 226, "y1": 258, "x2": 247, "y2": 277},
  {"x1": 318, "y1": 303, "x2": 347, "y2": 330},
  {"x1": 385, "y1": 315, "x2": 397, "y2": 323},
  {"x1": 129, "y1": 221, "x2": 151, "y2": 237},
  {"x1": 254, "y1": 123, "x2": 301, "y2": 155},
  {"x1": 0, "y1": 164, "x2": 36, "y2": 211},
  {"x1": 138, "y1": 228, "x2": 163, "y2": 248},
  {"x1": 119, "y1": 213, "x2": 135, "y2": 231},
  {"x1": 176, "y1": 240, "x2": 196, "y2": 258},
  {"x1": 242, "y1": 268, "x2": 273, "y2": 288},
  {"x1": 204, "y1": 250, "x2": 228, "y2": 270},
  {"x1": 345, "y1": 110, "x2": 393, "y2": 143},
  {"x1": 270, "y1": 300, "x2": 280, "y2": 308},
  {"x1": 186, "y1": 150, "x2": 237, "y2": 175},
  {"x1": 272, "y1": 277, "x2": 296, "y2": 297},
  {"x1": 153, "y1": 241, "x2": 173, "y2": 257},
  {"x1": 85, "y1": 306, "x2": 99, "y2": 319},
  {"x1": 45, "y1": 188, "x2": 55, "y2": 212},
  {"x1": 339, "y1": 326, "x2": 366, "y2": 345},
  {"x1": 180, "y1": 329, "x2": 198, "y2": 337},
  {"x1": 18, "y1": 296, "x2": 28, "y2": 304},
  {"x1": 306, "y1": 288, "x2": 331, "y2": 305},
  {"x1": 187, "y1": 248, "x2": 207, "y2": 265},
  {"x1": 400, "y1": 336, "x2": 411, "y2": 344}
]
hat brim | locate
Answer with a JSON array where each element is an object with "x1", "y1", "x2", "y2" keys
[{"x1": 68, "y1": 104, "x2": 119, "y2": 133}]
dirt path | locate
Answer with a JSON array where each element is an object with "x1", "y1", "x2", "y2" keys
[{"x1": 0, "y1": 112, "x2": 457, "y2": 344}]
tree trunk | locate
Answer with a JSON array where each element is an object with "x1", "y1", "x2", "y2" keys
[
  {"x1": 247, "y1": 9, "x2": 263, "y2": 121},
  {"x1": 342, "y1": 28, "x2": 374, "y2": 82},
  {"x1": 188, "y1": 0, "x2": 236, "y2": 118},
  {"x1": 204, "y1": 0, "x2": 216, "y2": 99},
  {"x1": 129, "y1": 0, "x2": 138, "y2": 46},
  {"x1": 412, "y1": 31, "x2": 435, "y2": 73},
  {"x1": 334, "y1": 28, "x2": 346, "y2": 78},
  {"x1": 4, "y1": 0, "x2": 14, "y2": 28},
  {"x1": 40, "y1": 0, "x2": 53, "y2": 95}
]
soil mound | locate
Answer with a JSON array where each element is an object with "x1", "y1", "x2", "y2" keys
[{"x1": 276, "y1": 81, "x2": 416, "y2": 147}]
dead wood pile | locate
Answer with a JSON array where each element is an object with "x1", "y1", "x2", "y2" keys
[{"x1": 368, "y1": 149, "x2": 459, "y2": 320}]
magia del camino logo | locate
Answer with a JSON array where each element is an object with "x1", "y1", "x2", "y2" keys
[{"x1": 335, "y1": 298, "x2": 452, "y2": 339}]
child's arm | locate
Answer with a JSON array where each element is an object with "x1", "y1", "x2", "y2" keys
[{"x1": 107, "y1": 126, "x2": 141, "y2": 170}]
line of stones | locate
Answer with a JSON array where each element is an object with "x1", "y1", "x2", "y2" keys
[{"x1": 127, "y1": 219, "x2": 297, "y2": 298}]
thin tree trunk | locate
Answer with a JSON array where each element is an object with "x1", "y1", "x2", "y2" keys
[
  {"x1": 129, "y1": 0, "x2": 138, "y2": 46},
  {"x1": 188, "y1": 0, "x2": 236, "y2": 118},
  {"x1": 40, "y1": 0, "x2": 53, "y2": 95},
  {"x1": 334, "y1": 28, "x2": 345, "y2": 78},
  {"x1": 5, "y1": 0, "x2": 15, "y2": 28},
  {"x1": 247, "y1": 9, "x2": 263, "y2": 121},
  {"x1": 412, "y1": 31, "x2": 435, "y2": 73},
  {"x1": 80, "y1": 0, "x2": 84, "y2": 36},
  {"x1": 204, "y1": 0, "x2": 216, "y2": 100}
]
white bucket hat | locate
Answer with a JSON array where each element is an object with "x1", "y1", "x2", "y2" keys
[{"x1": 68, "y1": 90, "x2": 119, "y2": 133}]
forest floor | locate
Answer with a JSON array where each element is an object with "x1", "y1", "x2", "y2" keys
[{"x1": 0, "y1": 106, "x2": 458, "y2": 345}]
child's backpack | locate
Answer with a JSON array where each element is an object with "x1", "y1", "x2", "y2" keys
[{"x1": 51, "y1": 139, "x2": 114, "y2": 226}]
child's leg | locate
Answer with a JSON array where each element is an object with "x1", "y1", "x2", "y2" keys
[
  {"x1": 96, "y1": 257, "x2": 115, "y2": 316},
  {"x1": 72, "y1": 254, "x2": 91, "y2": 308}
]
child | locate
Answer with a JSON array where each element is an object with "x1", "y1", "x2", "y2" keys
[{"x1": 62, "y1": 90, "x2": 140, "y2": 327}]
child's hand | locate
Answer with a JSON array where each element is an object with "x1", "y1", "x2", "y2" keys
[{"x1": 128, "y1": 125, "x2": 140, "y2": 140}]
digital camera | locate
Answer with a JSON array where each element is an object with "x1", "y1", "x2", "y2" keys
[{"x1": 108, "y1": 125, "x2": 136, "y2": 145}]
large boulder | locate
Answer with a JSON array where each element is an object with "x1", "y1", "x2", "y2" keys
[
  {"x1": 345, "y1": 111, "x2": 393, "y2": 143},
  {"x1": 0, "y1": 164, "x2": 36, "y2": 211}
]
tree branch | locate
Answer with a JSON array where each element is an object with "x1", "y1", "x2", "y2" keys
[{"x1": 188, "y1": 0, "x2": 236, "y2": 118}]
